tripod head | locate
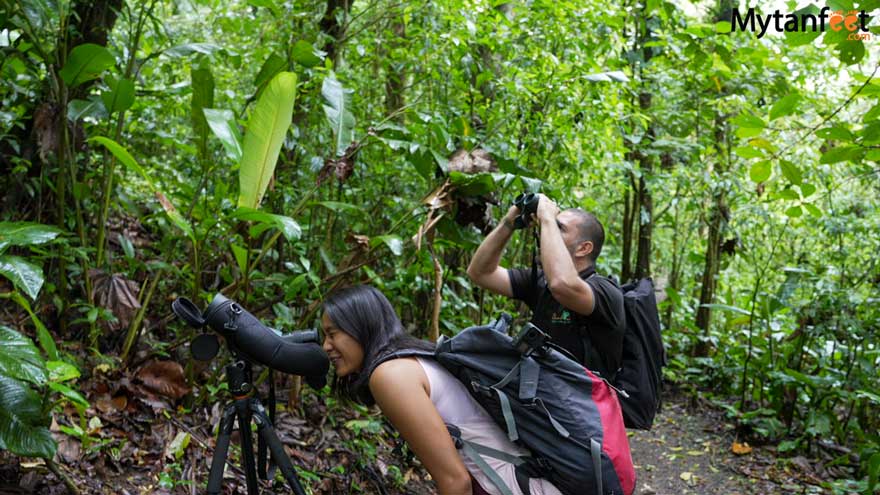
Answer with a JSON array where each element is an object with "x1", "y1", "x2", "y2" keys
[{"x1": 172, "y1": 293, "x2": 329, "y2": 389}]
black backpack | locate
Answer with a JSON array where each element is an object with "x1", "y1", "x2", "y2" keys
[
  {"x1": 531, "y1": 263, "x2": 665, "y2": 430},
  {"x1": 612, "y1": 278, "x2": 665, "y2": 430},
  {"x1": 379, "y1": 315, "x2": 636, "y2": 495}
]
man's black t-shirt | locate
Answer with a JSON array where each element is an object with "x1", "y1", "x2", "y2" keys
[{"x1": 508, "y1": 266, "x2": 625, "y2": 378}]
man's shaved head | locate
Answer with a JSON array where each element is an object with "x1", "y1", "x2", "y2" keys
[{"x1": 564, "y1": 208, "x2": 604, "y2": 263}]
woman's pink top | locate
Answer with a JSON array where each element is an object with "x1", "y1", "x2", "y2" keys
[{"x1": 415, "y1": 357, "x2": 562, "y2": 495}]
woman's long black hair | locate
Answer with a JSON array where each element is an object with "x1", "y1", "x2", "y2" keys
[{"x1": 323, "y1": 285, "x2": 434, "y2": 405}]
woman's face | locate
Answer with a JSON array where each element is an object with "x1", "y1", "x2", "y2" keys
[{"x1": 321, "y1": 312, "x2": 365, "y2": 377}]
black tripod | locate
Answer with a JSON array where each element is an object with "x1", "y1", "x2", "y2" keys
[{"x1": 207, "y1": 358, "x2": 307, "y2": 495}]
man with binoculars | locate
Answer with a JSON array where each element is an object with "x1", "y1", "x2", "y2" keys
[{"x1": 466, "y1": 193, "x2": 625, "y2": 379}]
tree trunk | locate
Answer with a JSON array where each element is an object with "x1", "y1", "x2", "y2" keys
[
  {"x1": 634, "y1": 94, "x2": 654, "y2": 279},
  {"x1": 694, "y1": 114, "x2": 730, "y2": 356},
  {"x1": 384, "y1": 19, "x2": 406, "y2": 119},
  {"x1": 620, "y1": 185, "x2": 637, "y2": 282},
  {"x1": 625, "y1": 3, "x2": 656, "y2": 281},
  {"x1": 320, "y1": 0, "x2": 351, "y2": 67}
]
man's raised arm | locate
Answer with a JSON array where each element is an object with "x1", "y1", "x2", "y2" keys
[{"x1": 466, "y1": 206, "x2": 519, "y2": 298}]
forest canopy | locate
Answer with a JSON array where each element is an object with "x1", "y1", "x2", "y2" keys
[{"x1": 0, "y1": 0, "x2": 878, "y2": 493}]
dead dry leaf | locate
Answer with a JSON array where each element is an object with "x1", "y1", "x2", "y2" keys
[
  {"x1": 732, "y1": 441, "x2": 753, "y2": 455},
  {"x1": 89, "y1": 269, "x2": 141, "y2": 330},
  {"x1": 135, "y1": 360, "x2": 191, "y2": 400},
  {"x1": 447, "y1": 148, "x2": 496, "y2": 174}
]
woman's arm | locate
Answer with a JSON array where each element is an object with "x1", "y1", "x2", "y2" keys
[{"x1": 370, "y1": 358, "x2": 473, "y2": 495}]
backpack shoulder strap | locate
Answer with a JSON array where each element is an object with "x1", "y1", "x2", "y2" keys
[{"x1": 446, "y1": 425, "x2": 529, "y2": 495}]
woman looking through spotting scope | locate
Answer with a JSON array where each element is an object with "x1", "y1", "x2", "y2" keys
[{"x1": 321, "y1": 285, "x2": 563, "y2": 495}]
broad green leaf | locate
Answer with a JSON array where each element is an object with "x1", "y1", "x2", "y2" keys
[
  {"x1": 806, "y1": 411, "x2": 832, "y2": 436},
  {"x1": 17, "y1": 0, "x2": 59, "y2": 32},
  {"x1": 699, "y1": 303, "x2": 750, "y2": 316},
  {"x1": 734, "y1": 146, "x2": 763, "y2": 159},
  {"x1": 749, "y1": 160, "x2": 771, "y2": 182},
  {"x1": 777, "y1": 440, "x2": 800, "y2": 452},
  {"x1": 778, "y1": 189, "x2": 800, "y2": 200},
  {"x1": 835, "y1": 39, "x2": 865, "y2": 65},
  {"x1": 291, "y1": 40, "x2": 326, "y2": 68},
  {"x1": 59, "y1": 43, "x2": 115, "y2": 87},
  {"x1": 0, "y1": 376, "x2": 55, "y2": 459},
  {"x1": 783, "y1": 368, "x2": 816, "y2": 387},
  {"x1": 89, "y1": 136, "x2": 151, "y2": 185},
  {"x1": 231, "y1": 207, "x2": 302, "y2": 241},
  {"x1": 714, "y1": 21, "x2": 731, "y2": 33},
  {"x1": 319, "y1": 246, "x2": 336, "y2": 274},
  {"x1": 164, "y1": 43, "x2": 223, "y2": 57},
  {"x1": 155, "y1": 192, "x2": 195, "y2": 241},
  {"x1": 0, "y1": 326, "x2": 46, "y2": 385},
  {"x1": 803, "y1": 203, "x2": 822, "y2": 218},
  {"x1": 379, "y1": 137, "x2": 419, "y2": 153},
  {"x1": 191, "y1": 65, "x2": 215, "y2": 155},
  {"x1": 0, "y1": 255, "x2": 43, "y2": 300},
  {"x1": 861, "y1": 121, "x2": 880, "y2": 145},
  {"x1": 254, "y1": 53, "x2": 286, "y2": 92},
  {"x1": 820, "y1": 145, "x2": 860, "y2": 164},
  {"x1": 735, "y1": 127, "x2": 763, "y2": 139},
  {"x1": 816, "y1": 126, "x2": 853, "y2": 141},
  {"x1": 322, "y1": 74, "x2": 356, "y2": 158},
  {"x1": 733, "y1": 113, "x2": 765, "y2": 138},
  {"x1": 67, "y1": 97, "x2": 106, "y2": 122},
  {"x1": 799, "y1": 182, "x2": 816, "y2": 198},
  {"x1": 247, "y1": 0, "x2": 280, "y2": 14},
  {"x1": 9, "y1": 293, "x2": 57, "y2": 361},
  {"x1": 203, "y1": 109, "x2": 243, "y2": 161},
  {"x1": 868, "y1": 452, "x2": 880, "y2": 495},
  {"x1": 230, "y1": 244, "x2": 248, "y2": 274},
  {"x1": 311, "y1": 201, "x2": 361, "y2": 214},
  {"x1": 449, "y1": 171, "x2": 495, "y2": 196},
  {"x1": 0, "y1": 222, "x2": 61, "y2": 253},
  {"x1": 47, "y1": 361, "x2": 79, "y2": 383},
  {"x1": 584, "y1": 71, "x2": 629, "y2": 82},
  {"x1": 769, "y1": 94, "x2": 801, "y2": 120},
  {"x1": 779, "y1": 161, "x2": 802, "y2": 185},
  {"x1": 167, "y1": 431, "x2": 191, "y2": 460},
  {"x1": 785, "y1": 205, "x2": 803, "y2": 218},
  {"x1": 864, "y1": 102, "x2": 880, "y2": 122},
  {"x1": 431, "y1": 149, "x2": 449, "y2": 173},
  {"x1": 784, "y1": 5, "x2": 822, "y2": 46},
  {"x1": 519, "y1": 176, "x2": 543, "y2": 193},
  {"x1": 238, "y1": 72, "x2": 297, "y2": 209},
  {"x1": 371, "y1": 235, "x2": 404, "y2": 256},
  {"x1": 731, "y1": 113, "x2": 765, "y2": 129},
  {"x1": 748, "y1": 138, "x2": 776, "y2": 153},
  {"x1": 100, "y1": 77, "x2": 135, "y2": 114},
  {"x1": 47, "y1": 382, "x2": 89, "y2": 409}
]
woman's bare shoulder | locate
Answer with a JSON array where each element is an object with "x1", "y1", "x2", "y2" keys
[{"x1": 369, "y1": 357, "x2": 428, "y2": 391}]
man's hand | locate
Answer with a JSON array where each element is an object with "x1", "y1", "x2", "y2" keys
[
  {"x1": 536, "y1": 193, "x2": 560, "y2": 224},
  {"x1": 502, "y1": 205, "x2": 520, "y2": 230}
]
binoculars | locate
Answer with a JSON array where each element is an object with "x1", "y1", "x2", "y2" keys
[{"x1": 512, "y1": 193, "x2": 539, "y2": 229}]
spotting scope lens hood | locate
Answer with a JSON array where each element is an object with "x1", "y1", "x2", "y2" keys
[{"x1": 172, "y1": 294, "x2": 330, "y2": 385}]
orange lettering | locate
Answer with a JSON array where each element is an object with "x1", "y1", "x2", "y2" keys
[
  {"x1": 830, "y1": 13, "x2": 843, "y2": 31},
  {"x1": 844, "y1": 15, "x2": 858, "y2": 31}
]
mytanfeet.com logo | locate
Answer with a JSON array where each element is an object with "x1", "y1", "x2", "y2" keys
[{"x1": 731, "y1": 6, "x2": 872, "y2": 40}]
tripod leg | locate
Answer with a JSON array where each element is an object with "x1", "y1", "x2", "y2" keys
[
  {"x1": 251, "y1": 401, "x2": 308, "y2": 495},
  {"x1": 235, "y1": 398, "x2": 260, "y2": 495},
  {"x1": 207, "y1": 405, "x2": 236, "y2": 495}
]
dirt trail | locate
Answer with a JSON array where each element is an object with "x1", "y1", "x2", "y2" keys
[{"x1": 628, "y1": 394, "x2": 829, "y2": 495}]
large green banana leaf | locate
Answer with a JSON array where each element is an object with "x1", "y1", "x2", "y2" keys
[{"x1": 238, "y1": 71, "x2": 297, "y2": 209}]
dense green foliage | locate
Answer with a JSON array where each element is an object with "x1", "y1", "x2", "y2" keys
[{"x1": 1, "y1": 0, "x2": 879, "y2": 493}]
